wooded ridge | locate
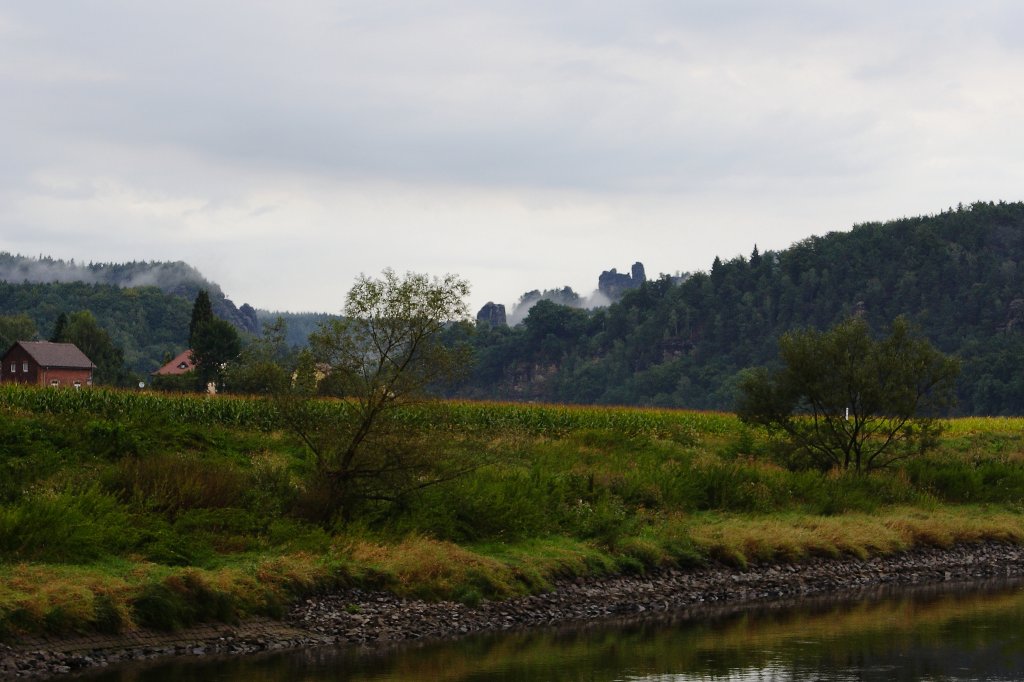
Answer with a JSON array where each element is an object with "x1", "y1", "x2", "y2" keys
[
  {"x1": 4, "y1": 200, "x2": 1024, "y2": 413},
  {"x1": 463, "y1": 201, "x2": 1024, "y2": 415}
]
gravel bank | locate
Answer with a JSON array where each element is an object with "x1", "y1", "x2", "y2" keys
[{"x1": 4, "y1": 541, "x2": 1024, "y2": 678}]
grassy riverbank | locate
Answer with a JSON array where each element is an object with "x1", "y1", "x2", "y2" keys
[{"x1": 2, "y1": 385, "x2": 1024, "y2": 638}]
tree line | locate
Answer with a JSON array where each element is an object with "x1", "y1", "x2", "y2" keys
[
  {"x1": 4, "y1": 201, "x2": 1024, "y2": 414},
  {"x1": 460, "y1": 201, "x2": 1024, "y2": 415}
]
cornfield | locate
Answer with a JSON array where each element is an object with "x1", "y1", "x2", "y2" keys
[
  {"x1": 0, "y1": 384, "x2": 738, "y2": 440},
  {"x1": 0, "y1": 384, "x2": 282, "y2": 430},
  {"x1": 427, "y1": 400, "x2": 738, "y2": 440},
  {"x1": 942, "y1": 416, "x2": 1024, "y2": 436}
]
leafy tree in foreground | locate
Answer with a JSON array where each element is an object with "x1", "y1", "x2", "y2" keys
[
  {"x1": 278, "y1": 269, "x2": 475, "y2": 524},
  {"x1": 736, "y1": 317, "x2": 960, "y2": 471}
]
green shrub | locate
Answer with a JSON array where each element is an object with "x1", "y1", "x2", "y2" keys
[
  {"x1": 106, "y1": 453, "x2": 249, "y2": 515},
  {"x1": 241, "y1": 457, "x2": 299, "y2": 517},
  {"x1": 615, "y1": 535, "x2": 665, "y2": 569},
  {"x1": 92, "y1": 593, "x2": 129, "y2": 634},
  {"x1": 694, "y1": 463, "x2": 778, "y2": 513},
  {"x1": 400, "y1": 469, "x2": 558, "y2": 542},
  {"x1": 133, "y1": 572, "x2": 237, "y2": 631},
  {"x1": 0, "y1": 486, "x2": 136, "y2": 563},
  {"x1": 562, "y1": 496, "x2": 634, "y2": 547},
  {"x1": 83, "y1": 419, "x2": 145, "y2": 459},
  {"x1": 0, "y1": 417, "x2": 65, "y2": 502},
  {"x1": 907, "y1": 458, "x2": 1024, "y2": 504},
  {"x1": 139, "y1": 527, "x2": 214, "y2": 567},
  {"x1": 264, "y1": 518, "x2": 332, "y2": 552}
]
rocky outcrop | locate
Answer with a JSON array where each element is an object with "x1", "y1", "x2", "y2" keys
[
  {"x1": 598, "y1": 262, "x2": 646, "y2": 301},
  {"x1": 165, "y1": 283, "x2": 260, "y2": 335},
  {"x1": 236, "y1": 303, "x2": 260, "y2": 335},
  {"x1": 476, "y1": 302, "x2": 507, "y2": 328}
]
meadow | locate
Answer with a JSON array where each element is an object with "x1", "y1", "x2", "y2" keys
[{"x1": 2, "y1": 385, "x2": 1024, "y2": 638}]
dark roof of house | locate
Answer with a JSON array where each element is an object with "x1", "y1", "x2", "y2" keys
[
  {"x1": 153, "y1": 349, "x2": 195, "y2": 376},
  {"x1": 6, "y1": 341, "x2": 95, "y2": 369}
]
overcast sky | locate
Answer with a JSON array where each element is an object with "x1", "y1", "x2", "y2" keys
[{"x1": 2, "y1": 2, "x2": 1023, "y2": 314}]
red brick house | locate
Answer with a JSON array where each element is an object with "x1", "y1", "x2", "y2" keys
[{"x1": 1, "y1": 341, "x2": 95, "y2": 388}]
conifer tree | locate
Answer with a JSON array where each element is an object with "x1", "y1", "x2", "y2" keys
[
  {"x1": 189, "y1": 290, "x2": 214, "y2": 347},
  {"x1": 49, "y1": 312, "x2": 68, "y2": 342}
]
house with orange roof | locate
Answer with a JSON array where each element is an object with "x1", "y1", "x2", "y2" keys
[{"x1": 153, "y1": 349, "x2": 196, "y2": 376}]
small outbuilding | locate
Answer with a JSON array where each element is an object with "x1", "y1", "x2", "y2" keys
[{"x1": 1, "y1": 341, "x2": 95, "y2": 388}]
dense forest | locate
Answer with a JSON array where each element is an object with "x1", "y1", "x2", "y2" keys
[
  {"x1": 0, "y1": 281, "x2": 192, "y2": 376},
  {"x1": 4, "y1": 201, "x2": 1024, "y2": 413},
  {"x1": 462, "y1": 201, "x2": 1024, "y2": 415},
  {"x1": 253, "y1": 310, "x2": 341, "y2": 349},
  {"x1": 0, "y1": 253, "x2": 258, "y2": 334},
  {"x1": 0, "y1": 255, "x2": 260, "y2": 376}
]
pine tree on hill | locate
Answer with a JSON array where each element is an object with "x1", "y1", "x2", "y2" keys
[{"x1": 189, "y1": 290, "x2": 214, "y2": 348}]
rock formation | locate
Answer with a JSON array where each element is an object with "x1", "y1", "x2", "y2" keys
[
  {"x1": 476, "y1": 302, "x2": 507, "y2": 327},
  {"x1": 598, "y1": 262, "x2": 646, "y2": 301}
]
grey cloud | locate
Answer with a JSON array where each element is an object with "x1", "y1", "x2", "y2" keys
[{"x1": 10, "y1": 1, "x2": 1009, "y2": 197}]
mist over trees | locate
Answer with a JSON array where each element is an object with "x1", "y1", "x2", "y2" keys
[
  {"x1": 0, "y1": 253, "x2": 258, "y2": 334},
  {"x1": 0, "y1": 253, "x2": 209, "y2": 290},
  {"x1": 0, "y1": 257, "x2": 260, "y2": 375},
  {"x1": 506, "y1": 287, "x2": 585, "y2": 326}
]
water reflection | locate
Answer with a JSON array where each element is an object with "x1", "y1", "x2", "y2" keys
[{"x1": 78, "y1": 580, "x2": 1024, "y2": 682}]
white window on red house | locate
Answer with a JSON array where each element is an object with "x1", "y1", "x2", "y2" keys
[
  {"x1": 10, "y1": 363, "x2": 15, "y2": 373},
  {"x1": 50, "y1": 379, "x2": 59, "y2": 387},
  {"x1": 22, "y1": 362, "x2": 28, "y2": 372},
  {"x1": 73, "y1": 381, "x2": 82, "y2": 389}
]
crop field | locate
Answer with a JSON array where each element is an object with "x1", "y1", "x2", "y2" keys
[{"x1": 0, "y1": 385, "x2": 739, "y2": 438}]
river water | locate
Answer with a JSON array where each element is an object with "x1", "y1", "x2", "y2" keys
[{"x1": 80, "y1": 580, "x2": 1024, "y2": 681}]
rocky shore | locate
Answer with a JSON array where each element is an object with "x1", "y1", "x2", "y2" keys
[{"x1": 4, "y1": 541, "x2": 1024, "y2": 678}]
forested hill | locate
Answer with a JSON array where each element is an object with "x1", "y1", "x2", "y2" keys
[
  {"x1": 0, "y1": 254, "x2": 258, "y2": 335},
  {"x1": 0, "y1": 255, "x2": 259, "y2": 375},
  {"x1": 464, "y1": 201, "x2": 1024, "y2": 415},
  {"x1": 0, "y1": 281, "x2": 191, "y2": 376}
]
